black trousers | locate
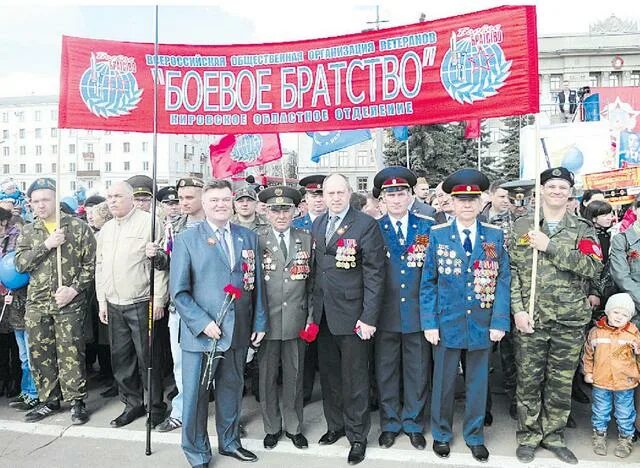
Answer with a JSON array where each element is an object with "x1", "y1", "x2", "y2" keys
[
  {"x1": 107, "y1": 301, "x2": 166, "y2": 415},
  {"x1": 317, "y1": 314, "x2": 371, "y2": 444}
]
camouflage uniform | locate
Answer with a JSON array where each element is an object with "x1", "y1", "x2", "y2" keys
[
  {"x1": 15, "y1": 213, "x2": 96, "y2": 402},
  {"x1": 232, "y1": 213, "x2": 269, "y2": 232},
  {"x1": 510, "y1": 212, "x2": 602, "y2": 448}
]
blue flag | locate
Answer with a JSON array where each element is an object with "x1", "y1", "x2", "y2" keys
[
  {"x1": 392, "y1": 126, "x2": 409, "y2": 141},
  {"x1": 583, "y1": 93, "x2": 600, "y2": 121},
  {"x1": 308, "y1": 130, "x2": 372, "y2": 163}
]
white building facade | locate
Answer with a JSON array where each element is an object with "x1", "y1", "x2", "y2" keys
[{"x1": 0, "y1": 95, "x2": 213, "y2": 197}]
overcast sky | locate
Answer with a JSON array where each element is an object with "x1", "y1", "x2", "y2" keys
[{"x1": 0, "y1": 0, "x2": 637, "y2": 97}]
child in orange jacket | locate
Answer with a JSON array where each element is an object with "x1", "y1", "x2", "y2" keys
[{"x1": 583, "y1": 293, "x2": 640, "y2": 458}]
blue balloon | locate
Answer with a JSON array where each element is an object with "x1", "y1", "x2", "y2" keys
[
  {"x1": 0, "y1": 252, "x2": 29, "y2": 290},
  {"x1": 561, "y1": 146, "x2": 584, "y2": 173}
]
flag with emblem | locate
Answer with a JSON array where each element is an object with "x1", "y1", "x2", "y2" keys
[
  {"x1": 210, "y1": 134, "x2": 282, "y2": 179},
  {"x1": 308, "y1": 130, "x2": 372, "y2": 163}
]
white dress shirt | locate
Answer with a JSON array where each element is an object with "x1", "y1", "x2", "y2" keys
[
  {"x1": 273, "y1": 228, "x2": 291, "y2": 254},
  {"x1": 387, "y1": 212, "x2": 409, "y2": 240},
  {"x1": 208, "y1": 220, "x2": 234, "y2": 265},
  {"x1": 457, "y1": 220, "x2": 477, "y2": 251}
]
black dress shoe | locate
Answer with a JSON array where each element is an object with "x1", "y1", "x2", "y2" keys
[
  {"x1": 286, "y1": 432, "x2": 308, "y2": 449},
  {"x1": 218, "y1": 447, "x2": 258, "y2": 462},
  {"x1": 484, "y1": 411, "x2": 493, "y2": 427},
  {"x1": 70, "y1": 400, "x2": 89, "y2": 425},
  {"x1": 408, "y1": 433, "x2": 426, "y2": 450},
  {"x1": 318, "y1": 429, "x2": 345, "y2": 445},
  {"x1": 516, "y1": 445, "x2": 536, "y2": 463},
  {"x1": 432, "y1": 440, "x2": 450, "y2": 458},
  {"x1": 540, "y1": 443, "x2": 578, "y2": 465},
  {"x1": 263, "y1": 430, "x2": 282, "y2": 449},
  {"x1": 110, "y1": 406, "x2": 145, "y2": 427},
  {"x1": 348, "y1": 442, "x2": 366, "y2": 465},
  {"x1": 467, "y1": 444, "x2": 490, "y2": 462},
  {"x1": 378, "y1": 431, "x2": 398, "y2": 448}
]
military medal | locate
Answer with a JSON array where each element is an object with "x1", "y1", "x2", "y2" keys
[
  {"x1": 241, "y1": 250, "x2": 256, "y2": 291},
  {"x1": 335, "y1": 238, "x2": 357, "y2": 269},
  {"x1": 289, "y1": 240, "x2": 310, "y2": 280}
]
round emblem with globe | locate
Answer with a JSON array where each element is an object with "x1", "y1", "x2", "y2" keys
[
  {"x1": 230, "y1": 135, "x2": 264, "y2": 163},
  {"x1": 0, "y1": 252, "x2": 29, "y2": 291},
  {"x1": 80, "y1": 60, "x2": 143, "y2": 118}
]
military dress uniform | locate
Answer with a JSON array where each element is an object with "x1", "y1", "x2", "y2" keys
[
  {"x1": 510, "y1": 168, "x2": 602, "y2": 455},
  {"x1": 256, "y1": 187, "x2": 313, "y2": 447},
  {"x1": 373, "y1": 167, "x2": 435, "y2": 448},
  {"x1": 15, "y1": 178, "x2": 96, "y2": 422},
  {"x1": 292, "y1": 175, "x2": 326, "y2": 232},
  {"x1": 420, "y1": 169, "x2": 510, "y2": 461}
]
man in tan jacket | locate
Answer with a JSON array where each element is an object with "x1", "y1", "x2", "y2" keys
[{"x1": 96, "y1": 181, "x2": 168, "y2": 428}]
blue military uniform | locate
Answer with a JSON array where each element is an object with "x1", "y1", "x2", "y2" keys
[
  {"x1": 419, "y1": 168, "x2": 511, "y2": 461},
  {"x1": 292, "y1": 213, "x2": 314, "y2": 232}
]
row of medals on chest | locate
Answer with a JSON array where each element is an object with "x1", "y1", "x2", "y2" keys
[{"x1": 263, "y1": 242, "x2": 310, "y2": 281}]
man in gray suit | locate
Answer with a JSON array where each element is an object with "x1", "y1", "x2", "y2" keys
[
  {"x1": 256, "y1": 186, "x2": 314, "y2": 450},
  {"x1": 170, "y1": 179, "x2": 267, "y2": 468}
]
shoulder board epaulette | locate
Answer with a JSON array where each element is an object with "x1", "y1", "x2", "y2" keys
[
  {"x1": 431, "y1": 222, "x2": 450, "y2": 230},
  {"x1": 413, "y1": 213, "x2": 435, "y2": 222},
  {"x1": 480, "y1": 222, "x2": 502, "y2": 230}
]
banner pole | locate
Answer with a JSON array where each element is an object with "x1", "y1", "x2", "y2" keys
[
  {"x1": 477, "y1": 120, "x2": 482, "y2": 171},
  {"x1": 280, "y1": 153, "x2": 287, "y2": 185},
  {"x1": 145, "y1": 4, "x2": 159, "y2": 457},
  {"x1": 55, "y1": 128, "x2": 62, "y2": 289},
  {"x1": 528, "y1": 115, "x2": 542, "y2": 320},
  {"x1": 405, "y1": 138, "x2": 410, "y2": 170}
]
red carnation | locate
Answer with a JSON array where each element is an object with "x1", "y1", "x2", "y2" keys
[
  {"x1": 242, "y1": 262, "x2": 249, "y2": 272},
  {"x1": 336, "y1": 238, "x2": 345, "y2": 247},
  {"x1": 473, "y1": 260, "x2": 480, "y2": 269},
  {"x1": 299, "y1": 322, "x2": 320, "y2": 343},
  {"x1": 223, "y1": 283, "x2": 242, "y2": 300},
  {"x1": 407, "y1": 245, "x2": 415, "y2": 253}
]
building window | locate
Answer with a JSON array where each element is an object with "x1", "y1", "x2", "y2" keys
[
  {"x1": 124, "y1": 161, "x2": 130, "y2": 170},
  {"x1": 51, "y1": 109, "x2": 57, "y2": 120},
  {"x1": 34, "y1": 111, "x2": 41, "y2": 121},
  {"x1": 549, "y1": 74, "x2": 562, "y2": 91},
  {"x1": 35, "y1": 163, "x2": 42, "y2": 173},
  {"x1": 490, "y1": 127, "x2": 500, "y2": 142},
  {"x1": 142, "y1": 161, "x2": 149, "y2": 171},
  {"x1": 19, "y1": 163, "x2": 26, "y2": 173},
  {"x1": 19, "y1": 146, "x2": 26, "y2": 156},
  {"x1": 2, "y1": 129, "x2": 8, "y2": 139},
  {"x1": 86, "y1": 143, "x2": 93, "y2": 152},
  {"x1": 338, "y1": 152, "x2": 349, "y2": 167},
  {"x1": 2, "y1": 165, "x2": 9, "y2": 174},
  {"x1": 2, "y1": 147, "x2": 8, "y2": 157},
  {"x1": 87, "y1": 162, "x2": 93, "y2": 171},
  {"x1": 105, "y1": 180, "x2": 112, "y2": 188},
  {"x1": 70, "y1": 181, "x2": 76, "y2": 191},
  {"x1": 87, "y1": 180, "x2": 94, "y2": 189},
  {"x1": 609, "y1": 72, "x2": 622, "y2": 87},
  {"x1": 357, "y1": 150, "x2": 368, "y2": 167},
  {"x1": 19, "y1": 129, "x2": 25, "y2": 139},
  {"x1": 589, "y1": 72, "x2": 601, "y2": 88},
  {"x1": 123, "y1": 142, "x2": 130, "y2": 153},
  {"x1": 357, "y1": 177, "x2": 368, "y2": 192},
  {"x1": 69, "y1": 162, "x2": 76, "y2": 172},
  {"x1": 51, "y1": 163, "x2": 56, "y2": 173},
  {"x1": 51, "y1": 128, "x2": 57, "y2": 137},
  {"x1": 105, "y1": 162, "x2": 112, "y2": 172},
  {"x1": 16, "y1": 111, "x2": 24, "y2": 122},
  {"x1": 105, "y1": 143, "x2": 111, "y2": 153},
  {"x1": 52, "y1": 145, "x2": 57, "y2": 154},
  {"x1": 69, "y1": 144, "x2": 75, "y2": 154},
  {"x1": 631, "y1": 72, "x2": 640, "y2": 87},
  {"x1": 142, "y1": 142, "x2": 148, "y2": 152},
  {"x1": 1, "y1": 112, "x2": 8, "y2": 123},
  {"x1": 35, "y1": 145, "x2": 42, "y2": 155},
  {"x1": 175, "y1": 143, "x2": 180, "y2": 152}
]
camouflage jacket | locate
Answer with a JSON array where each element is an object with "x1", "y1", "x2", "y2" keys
[
  {"x1": 509, "y1": 212, "x2": 603, "y2": 328},
  {"x1": 15, "y1": 213, "x2": 96, "y2": 315},
  {"x1": 232, "y1": 213, "x2": 269, "y2": 232}
]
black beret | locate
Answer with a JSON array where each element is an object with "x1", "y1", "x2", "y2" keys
[
  {"x1": 84, "y1": 195, "x2": 106, "y2": 207},
  {"x1": 540, "y1": 167, "x2": 575, "y2": 187},
  {"x1": 27, "y1": 178, "x2": 56, "y2": 197},
  {"x1": 176, "y1": 177, "x2": 204, "y2": 190}
]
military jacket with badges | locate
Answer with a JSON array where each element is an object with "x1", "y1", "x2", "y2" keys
[
  {"x1": 15, "y1": 213, "x2": 96, "y2": 315},
  {"x1": 292, "y1": 213, "x2": 315, "y2": 232},
  {"x1": 509, "y1": 212, "x2": 603, "y2": 328},
  {"x1": 378, "y1": 212, "x2": 434, "y2": 334},
  {"x1": 420, "y1": 220, "x2": 511, "y2": 350},
  {"x1": 258, "y1": 227, "x2": 314, "y2": 341}
]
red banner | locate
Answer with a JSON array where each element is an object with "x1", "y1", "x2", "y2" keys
[
  {"x1": 210, "y1": 134, "x2": 282, "y2": 179},
  {"x1": 58, "y1": 5, "x2": 538, "y2": 134}
]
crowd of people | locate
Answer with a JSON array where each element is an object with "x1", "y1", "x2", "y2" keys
[{"x1": 0, "y1": 166, "x2": 639, "y2": 467}]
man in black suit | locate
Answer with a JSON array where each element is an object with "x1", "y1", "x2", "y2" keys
[
  {"x1": 557, "y1": 81, "x2": 577, "y2": 120},
  {"x1": 311, "y1": 174, "x2": 386, "y2": 465}
]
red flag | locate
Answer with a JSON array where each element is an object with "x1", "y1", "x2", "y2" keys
[
  {"x1": 464, "y1": 119, "x2": 481, "y2": 139},
  {"x1": 209, "y1": 134, "x2": 282, "y2": 179}
]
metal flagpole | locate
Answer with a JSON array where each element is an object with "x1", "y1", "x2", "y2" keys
[
  {"x1": 280, "y1": 153, "x2": 287, "y2": 185},
  {"x1": 145, "y1": 4, "x2": 159, "y2": 456},
  {"x1": 528, "y1": 115, "x2": 542, "y2": 320},
  {"x1": 405, "y1": 138, "x2": 410, "y2": 170},
  {"x1": 55, "y1": 128, "x2": 63, "y2": 289},
  {"x1": 476, "y1": 120, "x2": 482, "y2": 171}
]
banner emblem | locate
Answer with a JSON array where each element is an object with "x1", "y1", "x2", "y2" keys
[
  {"x1": 230, "y1": 135, "x2": 263, "y2": 163},
  {"x1": 440, "y1": 28, "x2": 511, "y2": 104},
  {"x1": 80, "y1": 52, "x2": 143, "y2": 118}
]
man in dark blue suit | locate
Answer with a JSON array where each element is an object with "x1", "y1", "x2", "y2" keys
[
  {"x1": 373, "y1": 167, "x2": 434, "y2": 450},
  {"x1": 420, "y1": 169, "x2": 510, "y2": 463},
  {"x1": 170, "y1": 179, "x2": 268, "y2": 468}
]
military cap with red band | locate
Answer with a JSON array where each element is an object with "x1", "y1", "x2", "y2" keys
[
  {"x1": 299, "y1": 175, "x2": 327, "y2": 193},
  {"x1": 373, "y1": 166, "x2": 417, "y2": 193},
  {"x1": 442, "y1": 168, "x2": 490, "y2": 199}
]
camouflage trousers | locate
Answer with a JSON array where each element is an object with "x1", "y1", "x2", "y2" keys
[
  {"x1": 25, "y1": 310, "x2": 87, "y2": 402},
  {"x1": 499, "y1": 330, "x2": 517, "y2": 404},
  {"x1": 513, "y1": 324, "x2": 583, "y2": 448}
]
